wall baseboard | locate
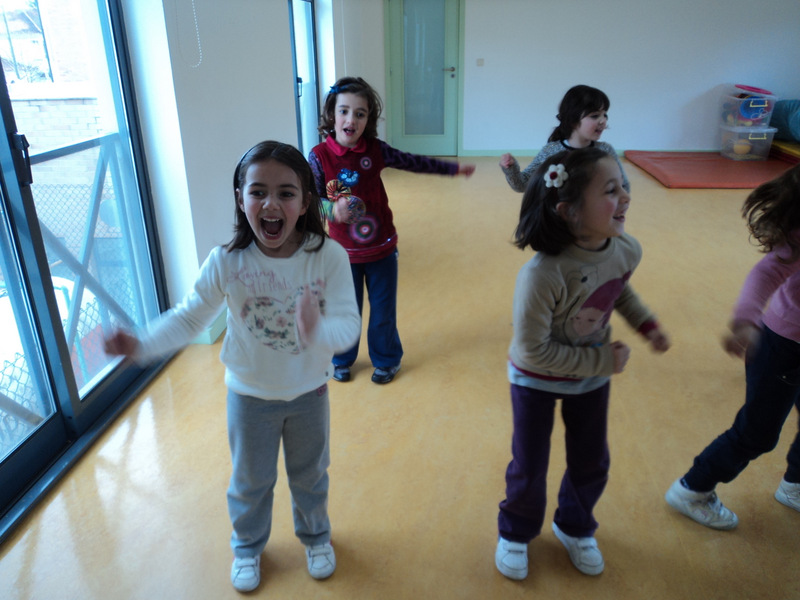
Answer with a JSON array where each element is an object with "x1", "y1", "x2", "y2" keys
[{"x1": 191, "y1": 311, "x2": 227, "y2": 345}]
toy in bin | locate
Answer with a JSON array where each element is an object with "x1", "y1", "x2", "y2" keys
[
  {"x1": 720, "y1": 125, "x2": 777, "y2": 161},
  {"x1": 721, "y1": 85, "x2": 777, "y2": 127}
]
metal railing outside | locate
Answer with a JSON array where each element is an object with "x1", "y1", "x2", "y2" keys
[{"x1": 0, "y1": 133, "x2": 139, "y2": 457}]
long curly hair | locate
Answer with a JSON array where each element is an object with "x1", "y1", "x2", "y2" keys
[
  {"x1": 226, "y1": 141, "x2": 325, "y2": 253},
  {"x1": 318, "y1": 76, "x2": 383, "y2": 141},
  {"x1": 742, "y1": 163, "x2": 800, "y2": 262}
]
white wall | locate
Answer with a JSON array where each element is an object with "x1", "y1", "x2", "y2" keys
[
  {"x1": 122, "y1": 0, "x2": 800, "y2": 306},
  {"x1": 328, "y1": 0, "x2": 387, "y2": 138},
  {"x1": 463, "y1": 0, "x2": 800, "y2": 153},
  {"x1": 123, "y1": 0, "x2": 297, "y2": 304},
  {"x1": 330, "y1": 0, "x2": 800, "y2": 154}
]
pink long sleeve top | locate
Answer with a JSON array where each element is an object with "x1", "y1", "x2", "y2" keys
[{"x1": 734, "y1": 238, "x2": 800, "y2": 342}]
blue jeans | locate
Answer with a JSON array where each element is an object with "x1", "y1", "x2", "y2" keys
[
  {"x1": 684, "y1": 326, "x2": 800, "y2": 491},
  {"x1": 498, "y1": 382, "x2": 611, "y2": 543},
  {"x1": 226, "y1": 386, "x2": 331, "y2": 557},
  {"x1": 334, "y1": 249, "x2": 403, "y2": 369}
]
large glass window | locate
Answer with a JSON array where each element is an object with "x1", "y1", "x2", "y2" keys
[
  {"x1": 0, "y1": 188, "x2": 55, "y2": 464},
  {"x1": 0, "y1": 0, "x2": 166, "y2": 539}
]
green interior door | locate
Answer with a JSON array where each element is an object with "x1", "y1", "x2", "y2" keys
[{"x1": 386, "y1": 0, "x2": 460, "y2": 156}]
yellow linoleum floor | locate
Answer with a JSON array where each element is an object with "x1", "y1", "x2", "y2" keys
[{"x1": 2, "y1": 156, "x2": 799, "y2": 599}]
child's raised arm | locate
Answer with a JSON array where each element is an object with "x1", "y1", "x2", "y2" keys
[
  {"x1": 722, "y1": 319, "x2": 760, "y2": 359},
  {"x1": 610, "y1": 340, "x2": 630, "y2": 373},
  {"x1": 104, "y1": 329, "x2": 141, "y2": 359},
  {"x1": 379, "y1": 140, "x2": 471, "y2": 179},
  {"x1": 296, "y1": 285, "x2": 321, "y2": 347},
  {"x1": 499, "y1": 153, "x2": 517, "y2": 170},
  {"x1": 645, "y1": 327, "x2": 671, "y2": 353},
  {"x1": 458, "y1": 163, "x2": 476, "y2": 177}
]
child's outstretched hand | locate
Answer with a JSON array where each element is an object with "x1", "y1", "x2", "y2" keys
[
  {"x1": 296, "y1": 285, "x2": 321, "y2": 347},
  {"x1": 104, "y1": 330, "x2": 141, "y2": 358},
  {"x1": 333, "y1": 196, "x2": 353, "y2": 223},
  {"x1": 610, "y1": 340, "x2": 630, "y2": 374},
  {"x1": 499, "y1": 153, "x2": 516, "y2": 170},
  {"x1": 458, "y1": 163, "x2": 476, "y2": 178},
  {"x1": 332, "y1": 195, "x2": 366, "y2": 224},
  {"x1": 645, "y1": 327, "x2": 671, "y2": 353},
  {"x1": 722, "y1": 319, "x2": 760, "y2": 359}
]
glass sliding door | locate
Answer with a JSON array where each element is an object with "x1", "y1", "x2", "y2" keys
[
  {"x1": 0, "y1": 0, "x2": 166, "y2": 534},
  {"x1": 0, "y1": 157, "x2": 60, "y2": 465},
  {"x1": 0, "y1": 98, "x2": 71, "y2": 517}
]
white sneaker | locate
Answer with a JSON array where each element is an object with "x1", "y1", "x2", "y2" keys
[
  {"x1": 495, "y1": 536, "x2": 528, "y2": 580},
  {"x1": 665, "y1": 478, "x2": 738, "y2": 530},
  {"x1": 552, "y1": 522, "x2": 604, "y2": 576},
  {"x1": 306, "y1": 542, "x2": 336, "y2": 579},
  {"x1": 775, "y1": 478, "x2": 800, "y2": 512},
  {"x1": 230, "y1": 556, "x2": 260, "y2": 592}
]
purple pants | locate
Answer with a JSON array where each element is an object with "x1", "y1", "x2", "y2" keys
[{"x1": 498, "y1": 382, "x2": 611, "y2": 543}]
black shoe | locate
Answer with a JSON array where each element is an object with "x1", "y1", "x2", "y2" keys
[
  {"x1": 371, "y1": 365, "x2": 400, "y2": 384},
  {"x1": 333, "y1": 366, "x2": 351, "y2": 382}
]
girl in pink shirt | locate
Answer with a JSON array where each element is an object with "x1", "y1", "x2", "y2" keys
[{"x1": 666, "y1": 163, "x2": 800, "y2": 529}]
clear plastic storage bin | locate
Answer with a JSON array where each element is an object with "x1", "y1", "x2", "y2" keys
[
  {"x1": 720, "y1": 125, "x2": 777, "y2": 161},
  {"x1": 720, "y1": 85, "x2": 777, "y2": 127}
]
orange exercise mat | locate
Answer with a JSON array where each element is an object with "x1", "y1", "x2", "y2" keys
[{"x1": 624, "y1": 151, "x2": 792, "y2": 189}]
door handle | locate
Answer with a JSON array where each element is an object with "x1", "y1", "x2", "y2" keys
[
  {"x1": 442, "y1": 67, "x2": 455, "y2": 72},
  {"x1": 12, "y1": 133, "x2": 32, "y2": 186}
]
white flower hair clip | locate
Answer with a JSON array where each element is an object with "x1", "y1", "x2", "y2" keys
[{"x1": 544, "y1": 164, "x2": 569, "y2": 189}]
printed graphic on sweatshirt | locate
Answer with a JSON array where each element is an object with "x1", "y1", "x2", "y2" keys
[
  {"x1": 565, "y1": 271, "x2": 631, "y2": 347},
  {"x1": 232, "y1": 269, "x2": 326, "y2": 354}
]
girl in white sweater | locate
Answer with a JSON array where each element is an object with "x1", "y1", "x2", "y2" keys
[{"x1": 104, "y1": 141, "x2": 360, "y2": 593}]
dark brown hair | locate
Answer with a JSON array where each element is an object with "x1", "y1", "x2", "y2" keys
[
  {"x1": 318, "y1": 76, "x2": 383, "y2": 140},
  {"x1": 742, "y1": 163, "x2": 800, "y2": 262},
  {"x1": 514, "y1": 146, "x2": 610, "y2": 255},
  {"x1": 226, "y1": 141, "x2": 325, "y2": 253},
  {"x1": 548, "y1": 85, "x2": 610, "y2": 143}
]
